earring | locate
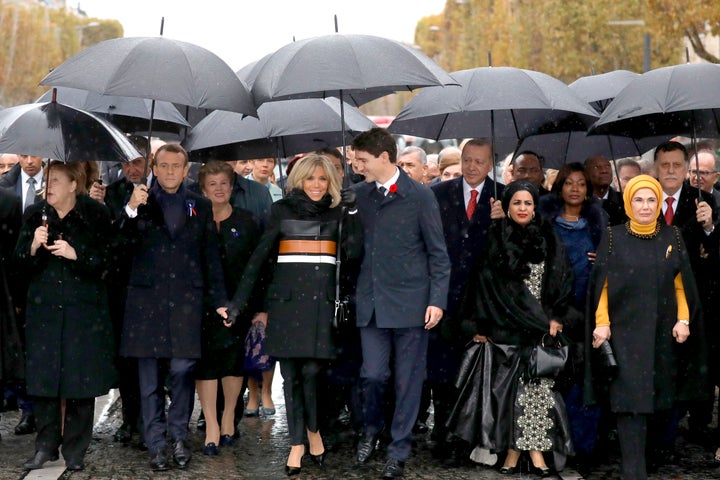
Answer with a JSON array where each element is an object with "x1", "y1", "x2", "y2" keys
[{"x1": 532, "y1": 211, "x2": 535, "y2": 219}]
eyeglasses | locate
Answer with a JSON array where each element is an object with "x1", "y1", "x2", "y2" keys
[{"x1": 689, "y1": 169, "x2": 716, "y2": 177}]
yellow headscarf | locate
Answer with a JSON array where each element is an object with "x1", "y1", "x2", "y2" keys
[{"x1": 623, "y1": 174, "x2": 663, "y2": 235}]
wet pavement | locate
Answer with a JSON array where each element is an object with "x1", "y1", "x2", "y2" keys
[{"x1": 2, "y1": 372, "x2": 720, "y2": 480}]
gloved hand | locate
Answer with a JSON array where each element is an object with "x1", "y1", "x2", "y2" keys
[{"x1": 340, "y1": 187, "x2": 357, "y2": 209}]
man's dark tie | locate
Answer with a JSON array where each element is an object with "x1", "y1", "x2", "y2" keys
[
  {"x1": 25, "y1": 177, "x2": 36, "y2": 212},
  {"x1": 467, "y1": 189, "x2": 478, "y2": 220},
  {"x1": 665, "y1": 197, "x2": 675, "y2": 225},
  {"x1": 377, "y1": 186, "x2": 387, "y2": 196}
]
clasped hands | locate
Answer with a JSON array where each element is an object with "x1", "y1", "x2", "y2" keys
[{"x1": 31, "y1": 225, "x2": 76, "y2": 260}]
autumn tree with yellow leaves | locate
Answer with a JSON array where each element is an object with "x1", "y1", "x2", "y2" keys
[{"x1": 0, "y1": 2, "x2": 121, "y2": 107}]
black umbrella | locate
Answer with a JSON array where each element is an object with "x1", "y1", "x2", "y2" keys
[
  {"x1": 40, "y1": 36, "x2": 256, "y2": 115},
  {"x1": 250, "y1": 34, "x2": 456, "y2": 105},
  {"x1": 388, "y1": 67, "x2": 599, "y2": 196},
  {"x1": 514, "y1": 131, "x2": 663, "y2": 169},
  {"x1": 516, "y1": 70, "x2": 663, "y2": 171},
  {"x1": 184, "y1": 97, "x2": 376, "y2": 161},
  {"x1": 250, "y1": 33, "x2": 457, "y2": 182},
  {"x1": 568, "y1": 70, "x2": 639, "y2": 113},
  {"x1": 39, "y1": 36, "x2": 257, "y2": 178},
  {"x1": 36, "y1": 86, "x2": 190, "y2": 134},
  {"x1": 0, "y1": 96, "x2": 142, "y2": 163},
  {"x1": 590, "y1": 62, "x2": 720, "y2": 197}
]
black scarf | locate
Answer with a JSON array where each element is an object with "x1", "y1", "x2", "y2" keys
[{"x1": 286, "y1": 188, "x2": 333, "y2": 217}]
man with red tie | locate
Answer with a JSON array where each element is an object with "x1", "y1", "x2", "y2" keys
[{"x1": 651, "y1": 140, "x2": 717, "y2": 470}]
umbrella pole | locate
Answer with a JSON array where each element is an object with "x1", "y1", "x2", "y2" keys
[
  {"x1": 692, "y1": 120, "x2": 701, "y2": 200},
  {"x1": 608, "y1": 141, "x2": 622, "y2": 194},
  {"x1": 339, "y1": 90, "x2": 350, "y2": 187},
  {"x1": 491, "y1": 110, "x2": 497, "y2": 199},
  {"x1": 276, "y1": 143, "x2": 286, "y2": 198},
  {"x1": 143, "y1": 99, "x2": 156, "y2": 184}
]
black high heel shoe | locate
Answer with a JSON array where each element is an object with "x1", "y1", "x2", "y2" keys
[
  {"x1": 529, "y1": 465, "x2": 552, "y2": 477},
  {"x1": 285, "y1": 446, "x2": 304, "y2": 476},
  {"x1": 499, "y1": 464, "x2": 520, "y2": 474},
  {"x1": 310, "y1": 450, "x2": 325, "y2": 466}
]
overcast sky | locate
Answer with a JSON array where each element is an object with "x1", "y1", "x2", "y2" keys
[{"x1": 77, "y1": 0, "x2": 447, "y2": 71}]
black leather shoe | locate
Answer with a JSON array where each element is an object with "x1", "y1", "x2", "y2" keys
[
  {"x1": 23, "y1": 450, "x2": 59, "y2": 470},
  {"x1": 285, "y1": 465, "x2": 301, "y2": 476},
  {"x1": 15, "y1": 413, "x2": 36, "y2": 435},
  {"x1": 412, "y1": 420, "x2": 429, "y2": 434},
  {"x1": 197, "y1": 412, "x2": 206, "y2": 431},
  {"x1": 219, "y1": 434, "x2": 236, "y2": 447},
  {"x1": 382, "y1": 458, "x2": 406, "y2": 478},
  {"x1": 65, "y1": 461, "x2": 85, "y2": 471},
  {"x1": 172, "y1": 439, "x2": 192, "y2": 468},
  {"x1": 356, "y1": 434, "x2": 378, "y2": 464},
  {"x1": 113, "y1": 422, "x2": 133, "y2": 443},
  {"x1": 148, "y1": 449, "x2": 169, "y2": 471},
  {"x1": 499, "y1": 464, "x2": 520, "y2": 474}
]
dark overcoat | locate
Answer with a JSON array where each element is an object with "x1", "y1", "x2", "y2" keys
[
  {"x1": 14, "y1": 195, "x2": 116, "y2": 398},
  {"x1": 585, "y1": 223, "x2": 707, "y2": 413},
  {"x1": 230, "y1": 192, "x2": 362, "y2": 359},
  {"x1": 0, "y1": 189, "x2": 23, "y2": 381},
  {"x1": 352, "y1": 168, "x2": 450, "y2": 328},
  {"x1": 117, "y1": 185, "x2": 226, "y2": 359}
]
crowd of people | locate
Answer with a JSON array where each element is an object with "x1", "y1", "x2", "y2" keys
[{"x1": 0, "y1": 127, "x2": 719, "y2": 480}]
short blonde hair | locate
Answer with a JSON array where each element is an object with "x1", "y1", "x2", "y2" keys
[{"x1": 285, "y1": 154, "x2": 341, "y2": 207}]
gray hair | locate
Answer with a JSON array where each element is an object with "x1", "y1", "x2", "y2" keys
[{"x1": 399, "y1": 146, "x2": 427, "y2": 165}]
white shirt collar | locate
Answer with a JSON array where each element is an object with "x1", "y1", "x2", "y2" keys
[{"x1": 375, "y1": 167, "x2": 400, "y2": 193}]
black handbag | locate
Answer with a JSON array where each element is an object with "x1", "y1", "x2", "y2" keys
[
  {"x1": 528, "y1": 333, "x2": 569, "y2": 379},
  {"x1": 332, "y1": 208, "x2": 354, "y2": 330}
]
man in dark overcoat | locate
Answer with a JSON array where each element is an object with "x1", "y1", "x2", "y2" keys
[
  {"x1": 654, "y1": 141, "x2": 718, "y2": 460},
  {"x1": 351, "y1": 128, "x2": 450, "y2": 479},
  {"x1": 429, "y1": 138, "x2": 504, "y2": 461},
  {"x1": 117, "y1": 144, "x2": 226, "y2": 471}
]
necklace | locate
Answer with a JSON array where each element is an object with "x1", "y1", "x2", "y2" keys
[{"x1": 561, "y1": 211, "x2": 580, "y2": 221}]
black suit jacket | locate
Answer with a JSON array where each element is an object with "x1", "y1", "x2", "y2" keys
[
  {"x1": 431, "y1": 176, "x2": 504, "y2": 320},
  {"x1": 104, "y1": 177, "x2": 135, "y2": 221},
  {"x1": 117, "y1": 185, "x2": 226, "y2": 359},
  {"x1": 670, "y1": 183, "x2": 720, "y2": 296},
  {"x1": 601, "y1": 187, "x2": 627, "y2": 226}
]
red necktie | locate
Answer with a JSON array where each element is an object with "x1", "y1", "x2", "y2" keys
[
  {"x1": 665, "y1": 197, "x2": 675, "y2": 225},
  {"x1": 467, "y1": 189, "x2": 478, "y2": 220}
]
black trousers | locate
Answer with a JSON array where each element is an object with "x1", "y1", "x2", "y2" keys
[
  {"x1": 616, "y1": 410, "x2": 673, "y2": 480},
  {"x1": 280, "y1": 358, "x2": 322, "y2": 445},
  {"x1": 34, "y1": 396, "x2": 94, "y2": 463}
]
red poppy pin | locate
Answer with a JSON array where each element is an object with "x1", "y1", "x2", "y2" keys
[{"x1": 389, "y1": 184, "x2": 398, "y2": 194}]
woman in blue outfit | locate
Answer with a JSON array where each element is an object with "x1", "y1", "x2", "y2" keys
[{"x1": 538, "y1": 162, "x2": 607, "y2": 476}]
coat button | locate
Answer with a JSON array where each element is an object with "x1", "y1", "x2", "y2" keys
[
  {"x1": 169, "y1": 273, "x2": 176, "y2": 279},
  {"x1": 169, "y1": 302, "x2": 175, "y2": 307},
  {"x1": 314, "y1": 266, "x2": 319, "y2": 271}
]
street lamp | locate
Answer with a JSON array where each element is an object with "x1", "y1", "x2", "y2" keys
[{"x1": 607, "y1": 20, "x2": 651, "y2": 72}]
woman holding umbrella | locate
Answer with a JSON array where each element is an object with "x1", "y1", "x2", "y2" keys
[
  {"x1": 227, "y1": 154, "x2": 361, "y2": 476},
  {"x1": 14, "y1": 161, "x2": 115, "y2": 471},
  {"x1": 587, "y1": 175, "x2": 705, "y2": 480},
  {"x1": 457, "y1": 180, "x2": 575, "y2": 476}
]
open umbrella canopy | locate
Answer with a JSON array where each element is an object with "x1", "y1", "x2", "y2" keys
[
  {"x1": 591, "y1": 63, "x2": 720, "y2": 138},
  {"x1": 0, "y1": 100, "x2": 142, "y2": 163},
  {"x1": 39, "y1": 36, "x2": 257, "y2": 116},
  {"x1": 568, "y1": 70, "x2": 639, "y2": 113},
  {"x1": 250, "y1": 33, "x2": 457, "y2": 106},
  {"x1": 515, "y1": 131, "x2": 664, "y2": 169},
  {"x1": 388, "y1": 67, "x2": 599, "y2": 141},
  {"x1": 36, "y1": 86, "x2": 190, "y2": 133},
  {"x1": 184, "y1": 97, "x2": 376, "y2": 160}
]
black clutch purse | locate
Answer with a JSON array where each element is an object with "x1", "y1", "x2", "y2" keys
[{"x1": 595, "y1": 340, "x2": 619, "y2": 380}]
